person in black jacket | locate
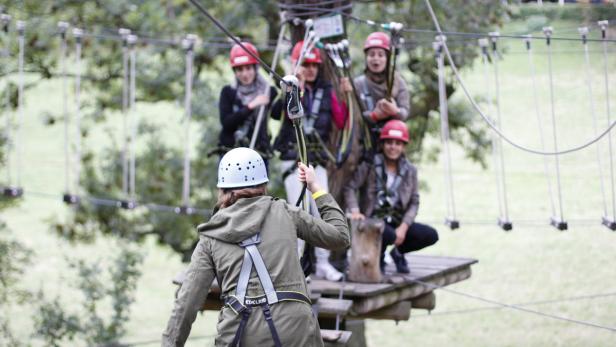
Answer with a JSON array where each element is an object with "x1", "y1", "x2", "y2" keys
[{"x1": 217, "y1": 42, "x2": 278, "y2": 165}]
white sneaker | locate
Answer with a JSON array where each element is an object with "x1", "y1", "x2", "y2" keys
[{"x1": 315, "y1": 261, "x2": 343, "y2": 282}]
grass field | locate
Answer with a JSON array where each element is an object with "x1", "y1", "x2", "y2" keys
[{"x1": 3, "y1": 15, "x2": 616, "y2": 347}]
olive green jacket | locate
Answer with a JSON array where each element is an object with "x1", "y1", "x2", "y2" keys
[{"x1": 162, "y1": 193, "x2": 350, "y2": 347}]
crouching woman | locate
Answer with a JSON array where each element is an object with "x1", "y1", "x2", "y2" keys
[{"x1": 162, "y1": 147, "x2": 350, "y2": 347}]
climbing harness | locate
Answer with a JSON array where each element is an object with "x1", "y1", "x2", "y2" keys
[
  {"x1": 543, "y1": 27, "x2": 567, "y2": 231},
  {"x1": 373, "y1": 154, "x2": 407, "y2": 226},
  {"x1": 225, "y1": 233, "x2": 311, "y2": 347},
  {"x1": 434, "y1": 36, "x2": 458, "y2": 230},
  {"x1": 178, "y1": 34, "x2": 198, "y2": 215}
]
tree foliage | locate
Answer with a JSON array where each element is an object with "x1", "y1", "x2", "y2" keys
[
  {"x1": 34, "y1": 246, "x2": 143, "y2": 346},
  {"x1": 0, "y1": 0, "x2": 507, "y2": 259}
]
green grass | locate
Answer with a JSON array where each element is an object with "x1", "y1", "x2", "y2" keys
[{"x1": 3, "y1": 17, "x2": 616, "y2": 346}]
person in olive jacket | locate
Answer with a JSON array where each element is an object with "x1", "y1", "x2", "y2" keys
[{"x1": 162, "y1": 147, "x2": 350, "y2": 347}]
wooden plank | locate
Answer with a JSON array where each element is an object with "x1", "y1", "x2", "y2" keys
[
  {"x1": 350, "y1": 267, "x2": 472, "y2": 314},
  {"x1": 354, "y1": 301, "x2": 411, "y2": 321},
  {"x1": 316, "y1": 298, "x2": 353, "y2": 318},
  {"x1": 321, "y1": 329, "x2": 352, "y2": 346}
]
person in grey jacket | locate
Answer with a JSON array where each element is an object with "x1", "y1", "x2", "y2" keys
[
  {"x1": 344, "y1": 120, "x2": 437, "y2": 274},
  {"x1": 162, "y1": 147, "x2": 350, "y2": 347}
]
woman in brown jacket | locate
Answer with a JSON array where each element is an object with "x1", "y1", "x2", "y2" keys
[{"x1": 162, "y1": 147, "x2": 350, "y2": 347}]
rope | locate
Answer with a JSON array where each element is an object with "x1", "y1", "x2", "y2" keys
[
  {"x1": 489, "y1": 34, "x2": 511, "y2": 224},
  {"x1": 579, "y1": 27, "x2": 609, "y2": 219},
  {"x1": 543, "y1": 27, "x2": 566, "y2": 223},
  {"x1": 479, "y1": 38, "x2": 505, "y2": 223},
  {"x1": 524, "y1": 35, "x2": 557, "y2": 218},
  {"x1": 187, "y1": 0, "x2": 289, "y2": 86},
  {"x1": 422, "y1": 2, "x2": 616, "y2": 156},
  {"x1": 128, "y1": 34, "x2": 138, "y2": 201},
  {"x1": 2, "y1": 14, "x2": 12, "y2": 186},
  {"x1": 58, "y1": 22, "x2": 71, "y2": 195},
  {"x1": 413, "y1": 291, "x2": 616, "y2": 318},
  {"x1": 73, "y1": 28, "x2": 83, "y2": 196},
  {"x1": 181, "y1": 35, "x2": 197, "y2": 208},
  {"x1": 410, "y1": 277, "x2": 616, "y2": 333},
  {"x1": 120, "y1": 28, "x2": 130, "y2": 196},
  {"x1": 250, "y1": 20, "x2": 287, "y2": 149},
  {"x1": 15, "y1": 20, "x2": 24, "y2": 188},
  {"x1": 434, "y1": 38, "x2": 457, "y2": 225},
  {"x1": 599, "y1": 22, "x2": 616, "y2": 220}
]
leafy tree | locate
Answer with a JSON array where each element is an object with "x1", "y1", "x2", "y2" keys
[
  {"x1": 0, "y1": 0, "x2": 508, "y2": 259},
  {"x1": 34, "y1": 246, "x2": 143, "y2": 346}
]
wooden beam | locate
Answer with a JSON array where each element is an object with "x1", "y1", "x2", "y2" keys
[
  {"x1": 411, "y1": 291, "x2": 436, "y2": 310},
  {"x1": 316, "y1": 297, "x2": 353, "y2": 318},
  {"x1": 354, "y1": 301, "x2": 411, "y2": 321},
  {"x1": 348, "y1": 218, "x2": 384, "y2": 283}
]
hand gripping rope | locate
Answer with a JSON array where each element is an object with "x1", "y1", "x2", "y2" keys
[{"x1": 433, "y1": 37, "x2": 459, "y2": 230}]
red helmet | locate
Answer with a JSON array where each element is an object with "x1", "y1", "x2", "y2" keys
[
  {"x1": 364, "y1": 32, "x2": 390, "y2": 52},
  {"x1": 230, "y1": 42, "x2": 259, "y2": 67},
  {"x1": 291, "y1": 40, "x2": 322, "y2": 64},
  {"x1": 380, "y1": 119, "x2": 409, "y2": 143}
]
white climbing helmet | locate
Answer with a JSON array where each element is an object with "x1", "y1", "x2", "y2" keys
[{"x1": 217, "y1": 147, "x2": 269, "y2": 188}]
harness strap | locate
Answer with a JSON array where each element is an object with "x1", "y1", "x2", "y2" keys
[
  {"x1": 262, "y1": 304, "x2": 282, "y2": 347},
  {"x1": 304, "y1": 88, "x2": 324, "y2": 134},
  {"x1": 244, "y1": 244, "x2": 279, "y2": 304},
  {"x1": 230, "y1": 307, "x2": 252, "y2": 347},
  {"x1": 358, "y1": 76, "x2": 374, "y2": 113}
]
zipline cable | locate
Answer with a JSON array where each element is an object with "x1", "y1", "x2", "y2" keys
[
  {"x1": 73, "y1": 28, "x2": 83, "y2": 198},
  {"x1": 579, "y1": 26, "x2": 610, "y2": 227},
  {"x1": 598, "y1": 21, "x2": 616, "y2": 228},
  {"x1": 187, "y1": 0, "x2": 289, "y2": 87},
  {"x1": 180, "y1": 34, "x2": 197, "y2": 212},
  {"x1": 524, "y1": 35, "x2": 557, "y2": 218},
  {"x1": 543, "y1": 27, "x2": 567, "y2": 230},
  {"x1": 422, "y1": 0, "x2": 616, "y2": 157},
  {"x1": 411, "y1": 277, "x2": 616, "y2": 333},
  {"x1": 434, "y1": 37, "x2": 458, "y2": 230}
]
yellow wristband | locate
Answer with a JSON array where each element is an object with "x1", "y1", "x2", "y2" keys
[{"x1": 311, "y1": 190, "x2": 327, "y2": 200}]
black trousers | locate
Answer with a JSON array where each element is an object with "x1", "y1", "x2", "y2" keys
[{"x1": 382, "y1": 221, "x2": 439, "y2": 254}]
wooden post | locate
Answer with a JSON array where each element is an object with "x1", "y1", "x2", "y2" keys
[{"x1": 348, "y1": 218, "x2": 384, "y2": 283}]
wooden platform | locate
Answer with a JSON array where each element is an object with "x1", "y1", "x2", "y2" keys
[{"x1": 310, "y1": 254, "x2": 477, "y2": 317}]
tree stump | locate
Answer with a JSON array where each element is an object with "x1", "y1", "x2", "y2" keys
[{"x1": 348, "y1": 218, "x2": 384, "y2": 283}]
